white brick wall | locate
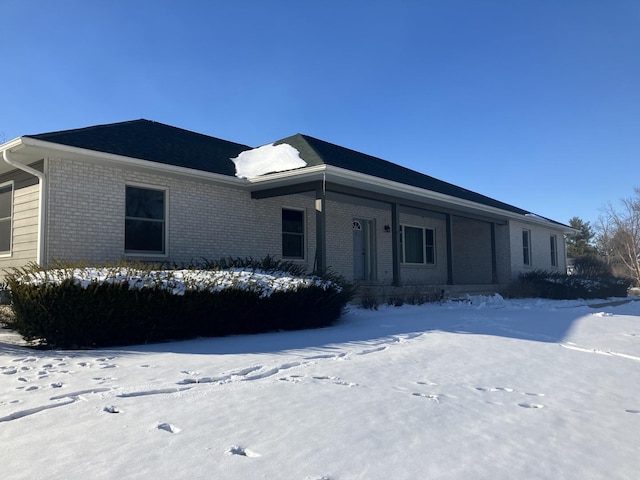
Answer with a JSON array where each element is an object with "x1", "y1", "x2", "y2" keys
[
  {"x1": 509, "y1": 220, "x2": 567, "y2": 277},
  {"x1": 45, "y1": 158, "x2": 316, "y2": 270},
  {"x1": 42, "y1": 156, "x2": 568, "y2": 284}
]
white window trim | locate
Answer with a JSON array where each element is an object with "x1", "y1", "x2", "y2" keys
[
  {"x1": 124, "y1": 183, "x2": 169, "y2": 258},
  {"x1": 401, "y1": 224, "x2": 436, "y2": 266},
  {"x1": 0, "y1": 180, "x2": 14, "y2": 258},
  {"x1": 281, "y1": 207, "x2": 306, "y2": 260}
]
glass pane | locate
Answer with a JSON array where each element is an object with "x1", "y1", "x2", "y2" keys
[
  {"x1": 126, "y1": 186, "x2": 164, "y2": 220},
  {"x1": 125, "y1": 219, "x2": 164, "y2": 253},
  {"x1": 523, "y1": 231, "x2": 530, "y2": 265},
  {"x1": 282, "y1": 233, "x2": 303, "y2": 258},
  {"x1": 0, "y1": 219, "x2": 10, "y2": 252},
  {"x1": 0, "y1": 186, "x2": 12, "y2": 219},
  {"x1": 404, "y1": 226, "x2": 424, "y2": 264},
  {"x1": 282, "y1": 209, "x2": 303, "y2": 233},
  {"x1": 425, "y1": 229, "x2": 435, "y2": 264}
]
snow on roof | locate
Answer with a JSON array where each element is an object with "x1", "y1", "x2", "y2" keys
[{"x1": 231, "y1": 143, "x2": 307, "y2": 179}]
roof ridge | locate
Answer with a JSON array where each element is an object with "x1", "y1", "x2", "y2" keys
[
  {"x1": 26, "y1": 119, "x2": 251, "y2": 149},
  {"x1": 293, "y1": 133, "x2": 325, "y2": 163},
  {"x1": 25, "y1": 119, "x2": 151, "y2": 139}
]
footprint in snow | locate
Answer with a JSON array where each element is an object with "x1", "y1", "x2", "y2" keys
[
  {"x1": 475, "y1": 386, "x2": 515, "y2": 393},
  {"x1": 517, "y1": 403, "x2": 544, "y2": 409},
  {"x1": 12, "y1": 357, "x2": 37, "y2": 363},
  {"x1": 225, "y1": 445, "x2": 260, "y2": 457},
  {"x1": 279, "y1": 375, "x2": 304, "y2": 383},
  {"x1": 158, "y1": 422, "x2": 181, "y2": 433},
  {"x1": 475, "y1": 387, "x2": 499, "y2": 392},
  {"x1": 104, "y1": 405, "x2": 122, "y2": 414},
  {"x1": 357, "y1": 346, "x2": 388, "y2": 355},
  {"x1": 412, "y1": 393, "x2": 442, "y2": 403}
]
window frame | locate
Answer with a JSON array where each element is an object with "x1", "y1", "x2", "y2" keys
[
  {"x1": 124, "y1": 183, "x2": 168, "y2": 257},
  {"x1": 0, "y1": 181, "x2": 13, "y2": 257},
  {"x1": 522, "y1": 229, "x2": 532, "y2": 266},
  {"x1": 400, "y1": 224, "x2": 436, "y2": 266},
  {"x1": 281, "y1": 208, "x2": 305, "y2": 260},
  {"x1": 550, "y1": 234, "x2": 558, "y2": 267}
]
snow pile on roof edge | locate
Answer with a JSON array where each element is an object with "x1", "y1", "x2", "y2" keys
[{"x1": 231, "y1": 143, "x2": 307, "y2": 178}]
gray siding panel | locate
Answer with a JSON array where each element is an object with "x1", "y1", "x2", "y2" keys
[{"x1": 0, "y1": 162, "x2": 42, "y2": 274}]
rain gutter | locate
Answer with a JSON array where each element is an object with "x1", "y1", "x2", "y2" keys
[{"x1": 2, "y1": 146, "x2": 46, "y2": 266}]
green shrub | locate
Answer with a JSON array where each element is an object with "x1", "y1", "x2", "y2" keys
[
  {"x1": 6, "y1": 261, "x2": 354, "y2": 349},
  {"x1": 503, "y1": 270, "x2": 630, "y2": 300},
  {"x1": 571, "y1": 255, "x2": 613, "y2": 277}
]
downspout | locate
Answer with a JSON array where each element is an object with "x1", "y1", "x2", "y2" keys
[{"x1": 2, "y1": 149, "x2": 46, "y2": 266}]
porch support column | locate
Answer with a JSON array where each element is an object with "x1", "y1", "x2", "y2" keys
[
  {"x1": 445, "y1": 213, "x2": 454, "y2": 285},
  {"x1": 490, "y1": 223, "x2": 498, "y2": 284},
  {"x1": 315, "y1": 182, "x2": 327, "y2": 274},
  {"x1": 391, "y1": 203, "x2": 401, "y2": 286}
]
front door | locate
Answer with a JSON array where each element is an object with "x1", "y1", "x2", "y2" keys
[{"x1": 353, "y1": 218, "x2": 376, "y2": 281}]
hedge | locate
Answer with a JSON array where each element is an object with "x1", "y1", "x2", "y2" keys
[
  {"x1": 5, "y1": 262, "x2": 355, "y2": 348},
  {"x1": 503, "y1": 270, "x2": 630, "y2": 300}
]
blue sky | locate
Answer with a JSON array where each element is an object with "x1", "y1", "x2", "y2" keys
[{"x1": 2, "y1": 1, "x2": 638, "y2": 226}]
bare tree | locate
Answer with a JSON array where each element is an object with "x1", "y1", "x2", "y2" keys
[{"x1": 597, "y1": 187, "x2": 640, "y2": 286}]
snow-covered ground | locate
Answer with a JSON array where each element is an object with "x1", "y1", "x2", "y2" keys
[{"x1": 2, "y1": 295, "x2": 640, "y2": 480}]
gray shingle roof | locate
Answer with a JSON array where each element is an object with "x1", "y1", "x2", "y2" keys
[
  {"x1": 27, "y1": 119, "x2": 250, "y2": 176},
  {"x1": 276, "y1": 133, "x2": 533, "y2": 217},
  {"x1": 26, "y1": 119, "x2": 560, "y2": 223}
]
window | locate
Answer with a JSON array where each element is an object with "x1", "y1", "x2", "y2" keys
[
  {"x1": 401, "y1": 225, "x2": 436, "y2": 265},
  {"x1": 0, "y1": 183, "x2": 13, "y2": 254},
  {"x1": 522, "y1": 229, "x2": 532, "y2": 266},
  {"x1": 282, "y1": 209, "x2": 304, "y2": 258},
  {"x1": 550, "y1": 235, "x2": 558, "y2": 267},
  {"x1": 125, "y1": 185, "x2": 166, "y2": 254}
]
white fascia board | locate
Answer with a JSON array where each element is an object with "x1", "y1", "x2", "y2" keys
[
  {"x1": 246, "y1": 164, "x2": 328, "y2": 185},
  {"x1": 249, "y1": 164, "x2": 571, "y2": 231},
  {"x1": 12, "y1": 137, "x2": 248, "y2": 187},
  {"x1": 0, "y1": 137, "x2": 26, "y2": 151}
]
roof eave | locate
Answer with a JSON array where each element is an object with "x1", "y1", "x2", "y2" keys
[
  {"x1": 0, "y1": 136, "x2": 248, "y2": 187},
  {"x1": 248, "y1": 165, "x2": 572, "y2": 230}
]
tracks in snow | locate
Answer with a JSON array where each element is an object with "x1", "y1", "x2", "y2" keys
[{"x1": 0, "y1": 332, "x2": 420, "y2": 424}]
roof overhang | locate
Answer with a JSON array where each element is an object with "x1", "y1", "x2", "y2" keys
[
  {"x1": 0, "y1": 136, "x2": 576, "y2": 235},
  {"x1": 0, "y1": 136, "x2": 247, "y2": 187},
  {"x1": 248, "y1": 165, "x2": 576, "y2": 233}
]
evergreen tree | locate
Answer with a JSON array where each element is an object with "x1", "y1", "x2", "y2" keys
[{"x1": 567, "y1": 217, "x2": 597, "y2": 258}]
